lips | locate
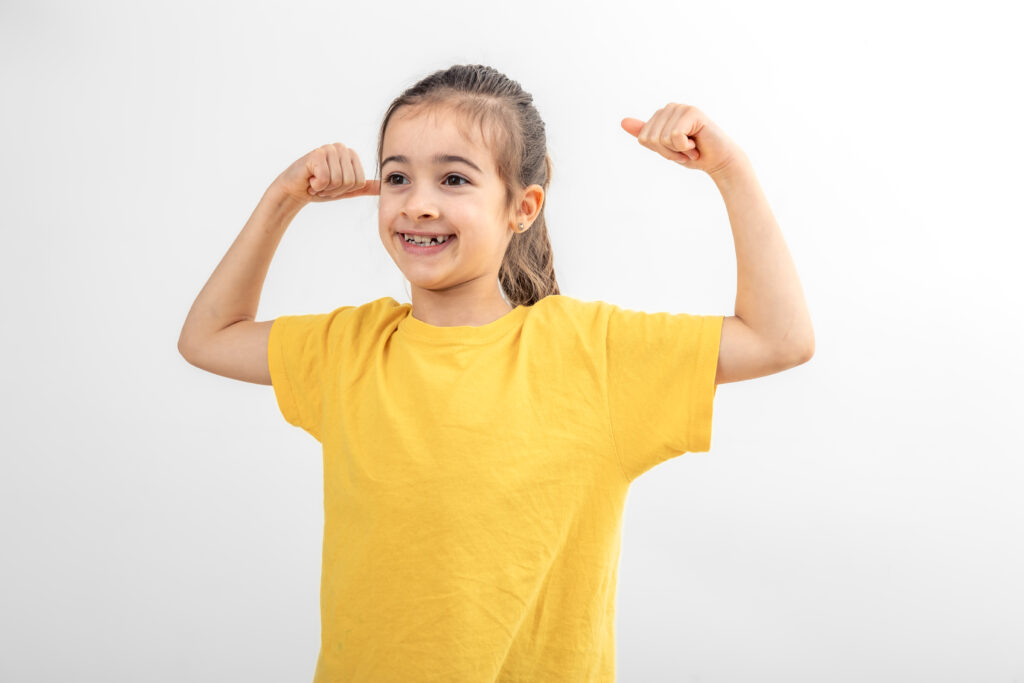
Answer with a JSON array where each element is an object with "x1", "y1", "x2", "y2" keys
[{"x1": 398, "y1": 233, "x2": 456, "y2": 254}]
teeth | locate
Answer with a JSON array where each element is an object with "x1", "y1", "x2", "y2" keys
[{"x1": 403, "y1": 233, "x2": 449, "y2": 246}]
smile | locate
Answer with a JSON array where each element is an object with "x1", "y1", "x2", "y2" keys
[{"x1": 398, "y1": 233, "x2": 456, "y2": 254}]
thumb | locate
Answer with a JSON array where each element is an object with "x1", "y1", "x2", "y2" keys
[
  {"x1": 620, "y1": 117, "x2": 645, "y2": 138},
  {"x1": 344, "y1": 179, "x2": 381, "y2": 197}
]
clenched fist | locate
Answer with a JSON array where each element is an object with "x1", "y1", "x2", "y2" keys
[{"x1": 273, "y1": 142, "x2": 380, "y2": 206}]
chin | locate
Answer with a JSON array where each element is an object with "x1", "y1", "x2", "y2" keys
[{"x1": 402, "y1": 270, "x2": 443, "y2": 288}]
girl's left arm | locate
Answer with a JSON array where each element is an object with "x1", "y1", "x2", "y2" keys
[
  {"x1": 622, "y1": 104, "x2": 815, "y2": 385},
  {"x1": 711, "y1": 153, "x2": 815, "y2": 366}
]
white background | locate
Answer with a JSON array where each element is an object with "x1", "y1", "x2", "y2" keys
[{"x1": 2, "y1": 0, "x2": 1022, "y2": 681}]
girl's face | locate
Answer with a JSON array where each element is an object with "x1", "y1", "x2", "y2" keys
[{"x1": 378, "y1": 105, "x2": 515, "y2": 297}]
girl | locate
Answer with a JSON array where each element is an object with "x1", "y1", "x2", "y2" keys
[{"x1": 178, "y1": 64, "x2": 814, "y2": 682}]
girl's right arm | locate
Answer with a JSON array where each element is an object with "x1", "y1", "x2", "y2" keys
[{"x1": 177, "y1": 143, "x2": 379, "y2": 385}]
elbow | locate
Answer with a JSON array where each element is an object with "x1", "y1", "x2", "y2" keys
[
  {"x1": 802, "y1": 327, "x2": 816, "y2": 361},
  {"x1": 798, "y1": 346, "x2": 814, "y2": 365},
  {"x1": 777, "y1": 333, "x2": 814, "y2": 367},
  {"x1": 789, "y1": 321, "x2": 815, "y2": 364},
  {"x1": 178, "y1": 337, "x2": 197, "y2": 364},
  {"x1": 793, "y1": 336, "x2": 815, "y2": 365}
]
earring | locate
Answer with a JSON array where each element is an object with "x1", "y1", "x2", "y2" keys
[{"x1": 516, "y1": 222, "x2": 528, "y2": 233}]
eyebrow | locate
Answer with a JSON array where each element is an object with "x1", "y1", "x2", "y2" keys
[{"x1": 381, "y1": 153, "x2": 483, "y2": 174}]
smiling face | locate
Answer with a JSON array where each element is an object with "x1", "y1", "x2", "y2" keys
[{"x1": 378, "y1": 104, "x2": 515, "y2": 299}]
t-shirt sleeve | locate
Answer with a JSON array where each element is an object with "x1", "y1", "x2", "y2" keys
[
  {"x1": 605, "y1": 304, "x2": 724, "y2": 481},
  {"x1": 267, "y1": 307, "x2": 355, "y2": 443}
]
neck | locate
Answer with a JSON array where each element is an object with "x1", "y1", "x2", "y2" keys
[{"x1": 408, "y1": 282, "x2": 514, "y2": 327}]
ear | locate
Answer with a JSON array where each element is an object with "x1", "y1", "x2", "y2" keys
[{"x1": 514, "y1": 184, "x2": 545, "y2": 227}]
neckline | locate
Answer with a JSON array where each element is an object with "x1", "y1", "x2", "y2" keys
[{"x1": 397, "y1": 303, "x2": 529, "y2": 344}]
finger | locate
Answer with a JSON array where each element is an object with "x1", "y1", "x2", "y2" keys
[
  {"x1": 308, "y1": 148, "x2": 329, "y2": 192},
  {"x1": 339, "y1": 149, "x2": 356, "y2": 192},
  {"x1": 338, "y1": 145, "x2": 354, "y2": 189},
  {"x1": 640, "y1": 107, "x2": 671, "y2": 158},
  {"x1": 620, "y1": 117, "x2": 645, "y2": 138},
  {"x1": 666, "y1": 107, "x2": 695, "y2": 154},
  {"x1": 313, "y1": 146, "x2": 334, "y2": 193},
  {"x1": 636, "y1": 109, "x2": 659, "y2": 151},
  {"x1": 350, "y1": 149, "x2": 365, "y2": 187},
  {"x1": 665, "y1": 107, "x2": 698, "y2": 162},
  {"x1": 326, "y1": 143, "x2": 345, "y2": 190}
]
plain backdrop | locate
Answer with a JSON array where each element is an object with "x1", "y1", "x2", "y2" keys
[{"x1": 2, "y1": 0, "x2": 1022, "y2": 681}]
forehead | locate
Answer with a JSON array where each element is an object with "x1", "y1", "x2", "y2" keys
[{"x1": 383, "y1": 105, "x2": 495, "y2": 170}]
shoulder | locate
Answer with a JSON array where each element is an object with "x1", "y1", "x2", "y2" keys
[
  {"x1": 524, "y1": 294, "x2": 617, "y2": 340},
  {"x1": 529, "y1": 294, "x2": 608, "y2": 317},
  {"x1": 334, "y1": 296, "x2": 408, "y2": 340},
  {"x1": 361, "y1": 296, "x2": 407, "y2": 320},
  {"x1": 330, "y1": 296, "x2": 407, "y2": 323},
  {"x1": 529, "y1": 294, "x2": 635, "y2": 323},
  {"x1": 275, "y1": 297, "x2": 407, "y2": 342},
  {"x1": 535, "y1": 296, "x2": 720, "y2": 343}
]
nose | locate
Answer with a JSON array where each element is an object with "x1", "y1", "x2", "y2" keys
[{"x1": 401, "y1": 186, "x2": 439, "y2": 222}]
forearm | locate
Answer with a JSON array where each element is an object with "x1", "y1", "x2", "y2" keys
[
  {"x1": 711, "y1": 155, "x2": 814, "y2": 357},
  {"x1": 178, "y1": 184, "x2": 305, "y2": 350}
]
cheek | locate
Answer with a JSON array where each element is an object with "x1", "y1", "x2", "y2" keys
[{"x1": 378, "y1": 223, "x2": 398, "y2": 249}]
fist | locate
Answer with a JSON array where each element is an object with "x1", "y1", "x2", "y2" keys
[
  {"x1": 621, "y1": 103, "x2": 744, "y2": 176},
  {"x1": 274, "y1": 142, "x2": 380, "y2": 206}
]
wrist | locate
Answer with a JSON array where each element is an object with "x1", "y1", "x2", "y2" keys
[
  {"x1": 264, "y1": 182, "x2": 309, "y2": 215},
  {"x1": 708, "y1": 150, "x2": 754, "y2": 187}
]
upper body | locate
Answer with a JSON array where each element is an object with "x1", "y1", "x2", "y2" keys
[{"x1": 269, "y1": 294, "x2": 723, "y2": 681}]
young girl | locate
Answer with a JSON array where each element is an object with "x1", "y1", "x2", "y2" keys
[{"x1": 178, "y1": 64, "x2": 813, "y2": 682}]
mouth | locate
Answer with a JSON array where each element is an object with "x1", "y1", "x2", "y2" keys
[{"x1": 397, "y1": 232, "x2": 456, "y2": 254}]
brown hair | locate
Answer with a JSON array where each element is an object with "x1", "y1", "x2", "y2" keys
[{"x1": 375, "y1": 64, "x2": 560, "y2": 307}]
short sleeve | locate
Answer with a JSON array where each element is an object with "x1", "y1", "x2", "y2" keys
[
  {"x1": 605, "y1": 304, "x2": 724, "y2": 481},
  {"x1": 267, "y1": 307, "x2": 355, "y2": 443}
]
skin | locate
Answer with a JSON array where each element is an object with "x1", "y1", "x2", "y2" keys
[{"x1": 377, "y1": 104, "x2": 545, "y2": 328}]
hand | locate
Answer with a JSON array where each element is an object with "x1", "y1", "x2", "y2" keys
[
  {"x1": 272, "y1": 142, "x2": 381, "y2": 207},
  {"x1": 621, "y1": 103, "x2": 745, "y2": 177}
]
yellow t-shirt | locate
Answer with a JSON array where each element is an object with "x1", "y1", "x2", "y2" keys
[{"x1": 268, "y1": 294, "x2": 723, "y2": 682}]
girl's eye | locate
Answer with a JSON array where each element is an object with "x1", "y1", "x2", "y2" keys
[{"x1": 384, "y1": 173, "x2": 469, "y2": 186}]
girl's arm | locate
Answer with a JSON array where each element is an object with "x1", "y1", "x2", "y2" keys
[
  {"x1": 178, "y1": 143, "x2": 378, "y2": 385},
  {"x1": 177, "y1": 184, "x2": 304, "y2": 385},
  {"x1": 711, "y1": 153, "x2": 815, "y2": 385},
  {"x1": 621, "y1": 104, "x2": 814, "y2": 386}
]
